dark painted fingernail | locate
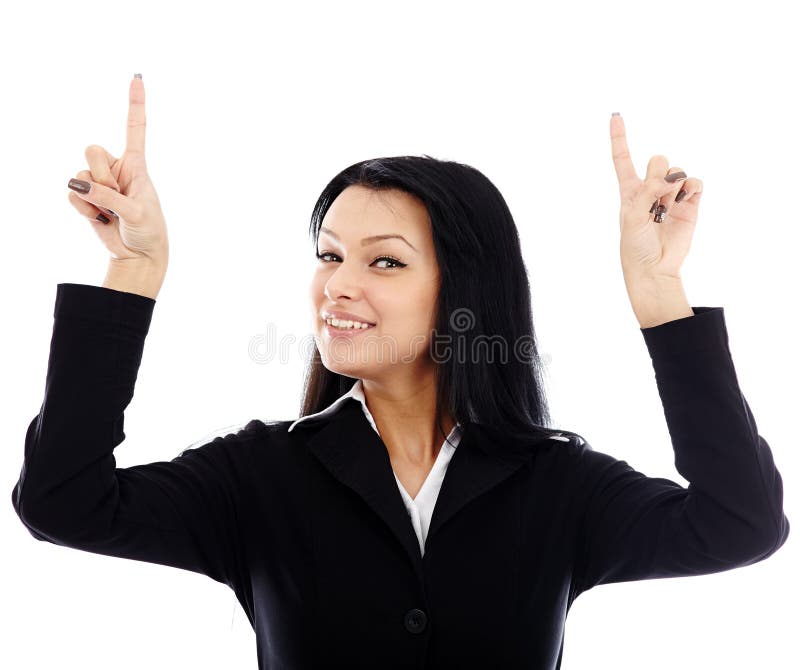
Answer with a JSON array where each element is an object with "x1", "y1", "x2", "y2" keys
[
  {"x1": 664, "y1": 171, "x2": 687, "y2": 183},
  {"x1": 68, "y1": 178, "x2": 91, "y2": 194},
  {"x1": 134, "y1": 73, "x2": 142, "y2": 79},
  {"x1": 654, "y1": 205, "x2": 667, "y2": 223},
  {"x1": 96, "y1": 213, "x2": 110, "y2": 224},
  {"x1": 650, "y1": 200, "x2": 659, "y2": 213},
  {"x1": 675, "y1": 188, "x2": 688, "y2": 203},
  {"x1": 106, "y1": 209, "x2": 118, "y2": 218}
]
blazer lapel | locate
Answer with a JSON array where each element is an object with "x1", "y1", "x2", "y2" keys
[
  {"x1": 426, "y1": 421, "x2": 530, "y2": 548},
  {"x1": 305, "y1": 398, "x2": 532, "y2": 572},
  {"x1": 306, "y1": 399, "x2": 423, "y2": 572}
]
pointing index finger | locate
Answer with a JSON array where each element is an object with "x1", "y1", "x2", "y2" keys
[
  {"x1": 609, "y1": 113, "x2": 638, "y2": 191},
  {"x1": 126, "y1": 74, "x2": 146, "y2": 155}
]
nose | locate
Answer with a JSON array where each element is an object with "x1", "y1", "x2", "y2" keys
[{"x1": 323, "y1": 258, "x2": 364, "y2": 303}]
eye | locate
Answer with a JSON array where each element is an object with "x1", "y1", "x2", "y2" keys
[
  {"x1": 315, "y1": 251, "x2": 407, "y2": 270},
  {"x1": 372, "y1": 255, "x2": 406, "y2": 269}
]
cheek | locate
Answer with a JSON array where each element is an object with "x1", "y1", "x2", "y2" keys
[
  {"x1": 310, "y1": 272, "x2": 326, "y2": 301},
  {"x1": 382, "y1": 283, "x2": 437, "y2": 329}
]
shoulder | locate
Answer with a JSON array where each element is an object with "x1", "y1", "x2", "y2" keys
[
  {"x1": 471, "y1": 422, "x2": 590, "y2": 466},
  {"x1": 490, "y1": 423, "x2": 589, "y2": 450},
  {"x1": 176, "y1": 418, "x2": 295, "y2": 460},
  {"x1": 541, "y1": 429, "x2": 587, "y2": 447},
  {"x1": 531, "y1": 430, "x2": 592, "y2": 467}
]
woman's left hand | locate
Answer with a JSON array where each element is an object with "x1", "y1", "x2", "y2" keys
[{"x1": 609, "y1": 113, "x2": 704, "y2": 281}]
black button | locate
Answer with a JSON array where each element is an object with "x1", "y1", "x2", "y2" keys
[{"x1": 404, "y1": 608, "x2": 427, "y2": 634}]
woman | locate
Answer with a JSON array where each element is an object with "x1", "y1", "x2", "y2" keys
[{"x1": 12, "y1": 75, "x2": 790, "y2": 669}]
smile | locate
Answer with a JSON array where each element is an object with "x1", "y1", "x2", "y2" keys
[
  {"x1": 323, "y1": 320, "x2": 376, "y2": 337},
  {"x1": 324, "y1": 317, "x2": 374, "y2": 330}
]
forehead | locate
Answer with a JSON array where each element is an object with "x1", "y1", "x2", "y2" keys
[{"x1": 320, "y1": 185, "x2": 430, "y2": 240}]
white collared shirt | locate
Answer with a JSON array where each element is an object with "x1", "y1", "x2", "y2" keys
[{"x1": 288, "y1": 379, "x2": 463, "y2": 557}]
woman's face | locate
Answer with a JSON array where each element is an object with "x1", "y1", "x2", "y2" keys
[{"x1": 310, "y1": 184, "x2": 441, "y2": 381}]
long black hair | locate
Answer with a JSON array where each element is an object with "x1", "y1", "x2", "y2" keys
[{"x1": 300, "y1": 155, "x2": 577, "y2": 450}]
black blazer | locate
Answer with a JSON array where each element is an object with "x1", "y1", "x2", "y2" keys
[{"x1": 11, "y1": 283, "x2": 790, "y2": 670}]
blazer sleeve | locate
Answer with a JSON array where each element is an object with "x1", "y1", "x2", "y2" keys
[
  {"x1": 571, "y1": 306, "x2": 790, "y2": 596},
  {"x1": 11, "y1": 283, "x2": 250, "y2": 589}
]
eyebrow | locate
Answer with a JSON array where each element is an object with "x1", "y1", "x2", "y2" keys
[{"x1": 319, "y1": 226, "x2": 418, "y2": 252}]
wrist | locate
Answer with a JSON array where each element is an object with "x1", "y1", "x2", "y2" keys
[
  {"x1": 103, "y1": 258, "x2": 167, "y2": 300},
  {"x1": 623, "y1": 273, "x2": 693, "y2": 329}
]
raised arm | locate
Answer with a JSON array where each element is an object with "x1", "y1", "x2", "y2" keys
[
  {"x1": 571, "y1": 306, "x2": 789, "y2": 596},
  {"x1": 11, "y1": 283, "x2": 257, "y2": 588},
  {"x1": 11, "y1": 75, "x2": 254, "y2": 589}
]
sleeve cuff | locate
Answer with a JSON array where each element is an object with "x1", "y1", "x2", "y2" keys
[
  {"x1": 54, "y1": 283, "x2": 156, "y2": 336},
  {"x1": 640, "y1": 306, "x2": 729, "y2": 358}
]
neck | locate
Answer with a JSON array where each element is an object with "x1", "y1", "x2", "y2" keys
[{"x1": 360, "y1": 372, "x2": 455, "y2": 466}]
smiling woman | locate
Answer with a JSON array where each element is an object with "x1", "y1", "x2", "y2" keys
[
  {"x1": 10, "y1": 76, "x2": 790, "y2": 670},
  {"x1": 300, "y1": 157, "x2": 566, "y2": 455}
]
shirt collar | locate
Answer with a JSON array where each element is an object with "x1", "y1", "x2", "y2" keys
[
  {"x1": 288, "y1": 378, "x2": 462, "y2": 446},
  {"x1": 288, "y1": 378, "x2": 374, "y2": 433}
]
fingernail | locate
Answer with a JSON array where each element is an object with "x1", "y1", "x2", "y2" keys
[
  {"x1": 654, "y1": 205, "x2": 667, "y2": 223},
  {"x1": 134, "y1": 73, "x2": 142, "y2": 79},
  {"x1": 650, "y1": 200, "x2": 659, "y2": 213},
  {"x1": 68, "y1": 178, "x2": 91, "y2": 194},
  {"x1": 96, "y1": 213, "x2": 110, "y2": 224},
  {"x1": 107, "y1": 209, "x2": 118, "y2": 217},
  {"x1": 611, "y1": 112, "x2": 621, "y2": 117},
  {"x1": 664, "y1": 171, "x2": 687, "y2": 183},
  {"x1": 675, "y1": 188, "x2": 688, "y2": 203}
]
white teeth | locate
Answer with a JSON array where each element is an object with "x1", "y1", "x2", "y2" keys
[{"x1": 325, "y1": 317, "x2": 372, "y2": 330}]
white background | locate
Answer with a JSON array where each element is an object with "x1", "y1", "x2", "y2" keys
[{"x1": 1, "y1": 0, "x2": 797, "y2": 668}]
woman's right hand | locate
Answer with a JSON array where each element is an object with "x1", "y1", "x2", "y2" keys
[{"x1": 67, "y1": 74, "x2": 169, "y2": 269}]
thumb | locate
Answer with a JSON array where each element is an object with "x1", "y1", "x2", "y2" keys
[{"x1": 67, "y1": 178, "x2": 138, "y2": 221}]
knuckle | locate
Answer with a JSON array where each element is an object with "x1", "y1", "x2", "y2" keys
[{"x1": 68, "y1": 191, "x2": 90, "y2": 211}]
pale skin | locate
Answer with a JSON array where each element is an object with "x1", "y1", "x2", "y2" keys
[
  {"x1": 67, "y1": 80, "x2": 706, "y2": 498},
  {"x1": 311, "y1": 186, "x2": 457, "y2": 498},
  {"x1": 610, "y1": 113, "x2": 705, "y2": 329}
]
